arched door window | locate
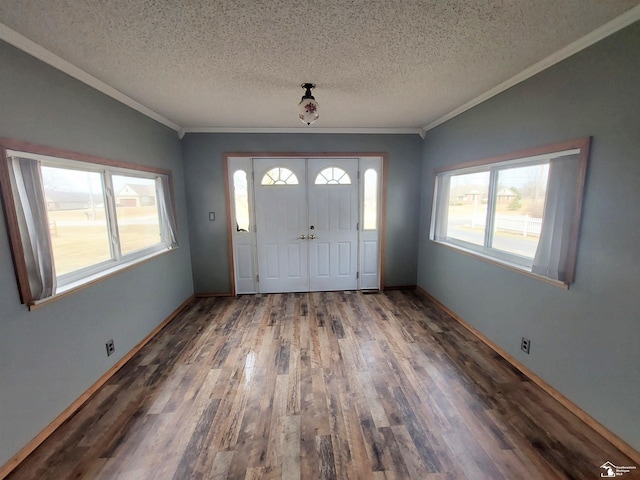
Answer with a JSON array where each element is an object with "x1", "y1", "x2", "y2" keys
[
  {"x1": 261, "y1": 167, "x2": 299, "y2": 185},
  {"x1": 314, "y1": 167, "x2": 351, "y2": 184}
]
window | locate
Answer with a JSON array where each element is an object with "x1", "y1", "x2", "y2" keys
[
  {"x1": 0, "y1": 142, "x2": 178, "y2": 307},
  {"x1": 113, "y1": 175, "x2": 161, "y2": 255},
  {"x1": 261, "y1": 167, "x2": 298, "y2": 185},
  {"x1": 233, "y1": 170, "x2": 250, "y2": 231},
  {"x1": 430, "y1": 138, "x2": 590, "y2": 285},
  {"x1": 363, "y1": 169, "x2": 378, "y2": 230},
  {"x1": 41, "y1": 166, "x2": 112, "y2": 275},
  {"x1": 314, "y1": 167, "x2": 351, "y2": 184},
  {"x1": 444, "y1": 171, "x2": 490, "y2": 247}
]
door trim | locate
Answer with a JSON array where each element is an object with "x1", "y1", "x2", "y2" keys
[{"x1": 225, "y1": 152, "x2": 387, "y2": 295}]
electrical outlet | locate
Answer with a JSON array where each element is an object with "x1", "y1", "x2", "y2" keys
[
  {"x1": 105, "y1": 339, "x2": 115, "y2": 356},
  {"x1": 521, "y1": 337, "x2": 531, "y2": 354},
  {"x1": 208, "y1": 212, "x2": 215, "y2": 221}
]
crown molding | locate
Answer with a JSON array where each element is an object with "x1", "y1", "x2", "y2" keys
[
  {"x1": 181, "y1": 127, "x2": 424, "y2": 136},
  {"x1": 0, "y1": 25, "x2": 421, "y2": 138},
  {"x1": 3, "y1": 3, "x2": 638, "y2": 140},
  {"x1": 0, "y1": 22, "x2": 181, "y2": 132},
  {"x1": 423, "y1": 5, "x2": 640, "y2": 133}
]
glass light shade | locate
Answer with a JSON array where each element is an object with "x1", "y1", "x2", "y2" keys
[{"x1": 298, "y1": 97, "x2": 319, "y2": 125}]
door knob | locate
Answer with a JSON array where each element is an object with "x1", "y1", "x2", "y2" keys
[
  {"x1": 309, "y1": 234, "x2": 316, "y2": 240},
  {"x1": 299, "y1": 234, "x2": 307, "y2": 239}
]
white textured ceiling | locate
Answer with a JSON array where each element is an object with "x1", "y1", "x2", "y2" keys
[{"x1": 0, "y1": 1, "x2": 639, "y2": 132}]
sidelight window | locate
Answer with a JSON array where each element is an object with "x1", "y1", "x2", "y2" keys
[
  {"x1": 363, "y1": 169, "x2": 378, "y2": 230},
  {"x1": 233, "y1": 170, "x2": 250, "y2": 231}
]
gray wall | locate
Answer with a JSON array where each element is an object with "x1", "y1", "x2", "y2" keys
[
  {"x1": 417, "y1": 23, "x2": 640, "y2": 450},
  {"x1": 0, "y1": 41, "x2": 194, "y2": 466},
  {"x1": 182, "y1": 133, "x2": 423, "y2": 294}
]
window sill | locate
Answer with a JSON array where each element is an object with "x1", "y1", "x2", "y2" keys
[
  {"x1": 28, "y1": 247, "x2": 177, "y2": 311},
  {"x1": 430, "y1": 240, "x2": 569, "y2": 290}
]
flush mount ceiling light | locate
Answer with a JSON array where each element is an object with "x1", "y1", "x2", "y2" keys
[{"x1": 298, "y1": 83, "x2": 319, "y2": 125}]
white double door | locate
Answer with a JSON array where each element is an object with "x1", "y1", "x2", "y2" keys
[{"x1": 254, "y1": 158, "x2": 358, "y2": 293}]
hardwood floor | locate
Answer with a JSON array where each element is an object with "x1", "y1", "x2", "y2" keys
[{"x1": 6, "y1": 291, "x2": 638, "y2": 479}]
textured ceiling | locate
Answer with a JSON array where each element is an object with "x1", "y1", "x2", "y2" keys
[{"x1": 0, "y1": 1, "x2": 638, "y2": 131}]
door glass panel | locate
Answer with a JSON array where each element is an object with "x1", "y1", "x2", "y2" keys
[
  {"x1": 233, "y1": 170, "x2": 250, "y2": 231},
  {"x1": 113, "y1": 175, "x2": 161, "y2": 255},
  {"x1": 315, "y1": 167, "x2": 351, "y2": 184},
  {"x1": 41, "y1": 166, "x2": 111, "y2": 275},
  {"x1": 363, "y1": 169, "x2": 377, "y2": 230},
  {"x1": 261, "y1": 167, "x2": 298, "y2": 185}
]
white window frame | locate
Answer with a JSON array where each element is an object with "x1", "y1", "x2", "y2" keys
[
  {"x1": 0, "y1": 140, "x2": 178, "y2": 308},
  {"x1": 430, "y1": 138, "x2": 590, "y2": 287}
]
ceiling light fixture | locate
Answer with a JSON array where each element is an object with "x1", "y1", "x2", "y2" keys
[{"x1": 298, "y1": 83, "x2": 319, "y2": 125}]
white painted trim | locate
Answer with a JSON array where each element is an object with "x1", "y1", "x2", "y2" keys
[
  {"x1": 182, "y1": 127, "x2": 423, "y2": 135},
  {"x1": 0, "y1": 22, "x2": 181, "y2": 132},
  {"x1": 423, "y1": 5, "x2": 640, "y2": 133}
]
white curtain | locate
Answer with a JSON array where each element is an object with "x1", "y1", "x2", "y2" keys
[
  {"x1": 8, "y1": 157, "x2": 57, "y2": 300},
  {"x1": 433, "y1": 175, "x2": 451, "y2": 241},
  {"x1": 531, "y1": 154, "x2": 580, "y2": 282},
  {"x1": 157, "y1": 174, "x2": 179, "y2": 249}
]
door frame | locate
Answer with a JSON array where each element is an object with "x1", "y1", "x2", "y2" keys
[{"x1": 225, "y1": 152, "x2": 387, "y2": 295}]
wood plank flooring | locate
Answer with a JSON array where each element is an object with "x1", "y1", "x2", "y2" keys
[{"x1": 6, "y1": 291, "x2": 638, "y2": 479}]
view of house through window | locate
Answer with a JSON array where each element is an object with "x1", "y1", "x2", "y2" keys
[
  {"x1": 431, "y1": 139, "x2": 589, "y2": 284},
  {"x1": 42, "y1": 168, "x2": 165, "y2": 275},
  {"x1": 492, "y1": 164, "x2": 549, "y2": 258},
  {"x1": 113, "y1": 175, "x2": 161, "y2": 255},
  {"x1": 42, "y1": 166, "x2": 112, "y2": 275},
  {"x1": 444, "y1": 165, "x2": 549, "y2": 258},
  {"x1": 446, "y1": 171, "x2": 489, "y2": 247},
  {"x1": 1, "y1": 144, "x2": 179, "y2": 304}
]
